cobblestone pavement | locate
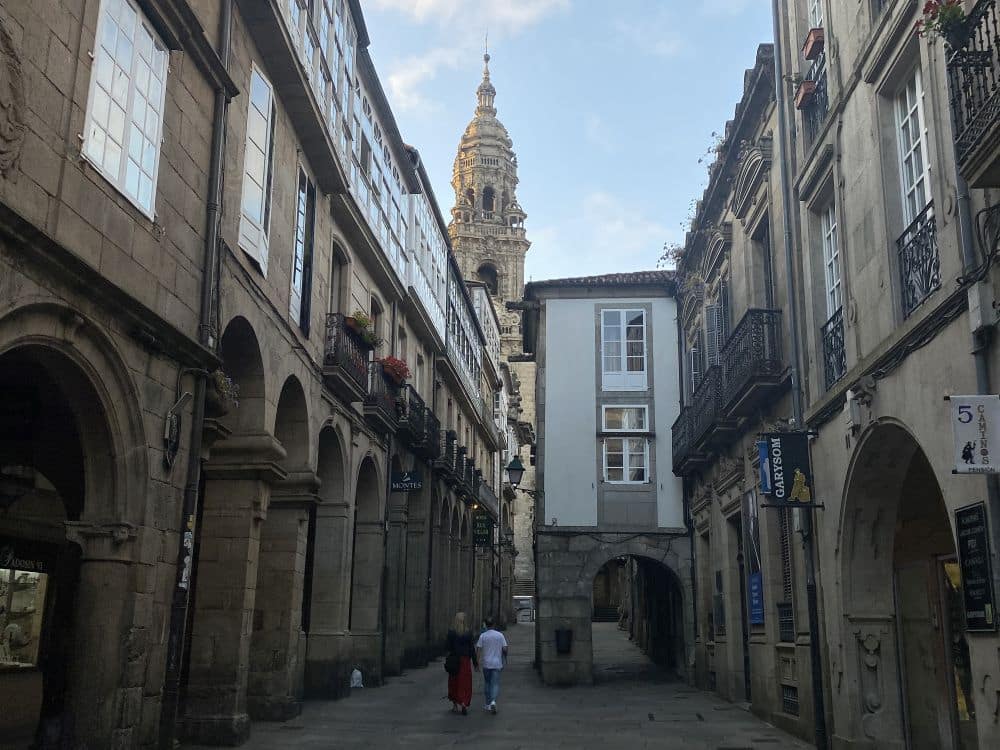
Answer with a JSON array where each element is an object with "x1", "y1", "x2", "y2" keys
[{"x1": 187, "y1": 623, "x2": 811, "y2": 749}]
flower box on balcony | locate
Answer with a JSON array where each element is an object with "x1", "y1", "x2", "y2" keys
[
  {"x1": 795, "y1": 80, "x2": 817, "y2": 110},
  {"x1": 802, "y1": 27, "x2": 824, "y2": 60}
]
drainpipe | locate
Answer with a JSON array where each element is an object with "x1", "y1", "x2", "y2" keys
[
  {"x1": 771, "y1": 1, "x2": 829, "y2": 748},
  {"x1": 158, "y1": 1, "x2": 232, "y2": 747}
]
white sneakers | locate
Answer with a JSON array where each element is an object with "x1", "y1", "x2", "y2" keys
[{"x1": 490, "y1": 701, "x2": 497, "y2": 714}]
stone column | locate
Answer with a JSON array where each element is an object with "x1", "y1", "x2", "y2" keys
[
  {"x1": 62, "y1": 522, "x2": 143, "y2": 748},
  {"x1": 430, "y1": 520, "x2": 448, "y2": 648},
  {"x1": 247, "y1": 470, "x2": 317, "y2": 721},
  {"x1": 402, "y1": 512, "x2": 431, "y2": 667},
  {"x1": 381, "y1": 497, "x2": 408, "y2": 677},
  {"x1": 303, "y1": 499, "x2": 352, "y2": 698},
  {"x1": 461, "y1": 539, "x2": 474, "y2": 620},
  {"x1": 349, "y1": 518, "x2": 385, "y2": 683},
  {"x1": 181, "y1": 433, "x2": 285, "y2": 745}
]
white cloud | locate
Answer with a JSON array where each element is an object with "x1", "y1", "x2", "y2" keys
[
  {"x1": 387, "y1": 46, "x2": 465, "y2": 113},
  {"x1": 526, "y1": 190, "x2": 679, "y2": 281},
  {"x1": 584, "y1": 113, "x2": 617, "y2": 153},
  {"x1": 614, "y1": 12, "x2": 684, "y2": 59},
  {"x1": 370, "y1": 0, "x2": 570, "y2": 34}
]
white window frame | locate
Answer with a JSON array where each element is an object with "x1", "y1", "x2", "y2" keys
[
  {"x1": 601, "y1": 308, "x2": 648, "y2": 391},
  {"x1": 821, "y1": 201, "x2": 842, "y2": 318},
  {"x1": 239, "y1": 65, "x2": 276, "y2": 275},
  {"x1": 82, "y1": 0, "x2": 168, "y2": 219},
  {"x1": 808, "y1": 0, "x2": 823, "y2": 27},
  {"x1": 895, "y1": 67, "x2": 932, "y2": 227},
  {"x1": 603, "y1": 436, "x2": 650, "y2": 484},
  {"x1": 290, "y1": 167, "x2": 311, "y2": 327},
  {"x1": 601, "y1": 405, "x2": 649, "y2": 433}
]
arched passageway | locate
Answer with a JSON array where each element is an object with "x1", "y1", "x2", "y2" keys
[
  {"x1": 0, "y1": 344, "x2": 120, "y2": 747},
  {"x1": 590, "y1": 556, "x2": 685, "y2": 683},
  {"x1": 840, "y1": 423, "x2": 978, "y2": 750},
  {"x1": 349, "y1": 456, "x2": 384, "y2": 680}
]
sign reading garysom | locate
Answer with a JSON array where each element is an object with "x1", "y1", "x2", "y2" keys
[
  {"x1": 758, "y1": 432, "x2": 816, "y2": 507},
  {"x1": 951, "y1": 395, "x2": 1000, "y2": 474}
]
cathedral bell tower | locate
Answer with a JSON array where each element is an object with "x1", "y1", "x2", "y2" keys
[{"x1": 449, "y1": 52, "x2": 530, "y2": 359}]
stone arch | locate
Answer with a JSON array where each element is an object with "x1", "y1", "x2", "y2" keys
[
  {"x1": 349, "y1": 456, "x2": 384, "y2": 633},
  {"x1": 537, "y1": 534, "x2": 694, "y2": 687},
  {"x1": 0, "y1": 307, "x2": 147, "y2": 744},
  {"x1": 837, "y1": 420, "x2": 974, "y2": 748},
  {"x1": 476, "y1": 262, "x2": 499, "y2": 296},
  {"x1": 273, "y1": 375, "x2": 310, "y2": 469},
  {"x1": 218, "y1": 316, "x2": 266, "y2": 434},
  {"x1": 482, "y1": 185, "x2": 495, "y2": 212}
]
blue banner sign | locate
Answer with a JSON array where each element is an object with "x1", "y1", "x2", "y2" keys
[{"x1": 748, "y1": 572, "x2": 765, "y2": 625}]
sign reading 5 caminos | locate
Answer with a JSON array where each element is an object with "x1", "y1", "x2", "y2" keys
[
  {"x1": 759, "y1": 432, "x2": 816, "y2": 507},
  {"x1": 951, "y1": 395, "x2": 1000, "y2": 474}
]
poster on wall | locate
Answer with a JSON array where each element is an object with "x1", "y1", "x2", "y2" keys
[
  {"x1": 758, "y1": 433, "x2": 817, "y2": 507},
  {"x1": 743, "y1": 490, "x2": 765, "y2": 625},
  {"x1": 955, "y1": 502, "x2": 997, "y2": 631},
  {"x1": 950, "y1": 395, "x2": 1000, "y2": 474}
]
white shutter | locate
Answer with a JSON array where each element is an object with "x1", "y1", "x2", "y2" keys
[
  {"x1": 239, "y1": 67, "x2": 275, "y2": 275},
  {"x1": 705, "y1": 305, "x2": 720, "y2": 367},
  {"x1": 689, "y1": 345, "x2": 702, "y2": 393}
]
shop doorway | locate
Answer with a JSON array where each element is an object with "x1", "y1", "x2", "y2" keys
[{"x1": 842, "y1": 423, "x2": 978, "y2": 750}]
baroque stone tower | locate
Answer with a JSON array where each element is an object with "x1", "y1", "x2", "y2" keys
[{"x1": 449, "y1": 53, "x2": 536, "y2": 585}]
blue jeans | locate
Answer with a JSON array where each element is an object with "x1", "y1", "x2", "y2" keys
[{"x1": 483, "y1": 668, "x2": 501, "y2": 705}]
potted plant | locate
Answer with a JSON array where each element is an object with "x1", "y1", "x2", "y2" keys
[
  {"x1": 795, "y1": 79, "x2": 817, "y2": 110},
  {"x1": 379, "y1": 355, "x2": 411, "y2": 386},
  {"x1": 345, "y1": 309, "x2": 383, "y2": 350},
  {"x1": 802, "y1": 27, "x2": 824, "y2": 60},
  {"x1": 915, "y1": 0, "x2": 967, "y2": 48},
  {"x1": 205, "y1": 369, "x2": 239, "y2": 418}
]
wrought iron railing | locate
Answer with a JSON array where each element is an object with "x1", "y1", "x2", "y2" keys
[
  {"x1": 720, "y1": 309, "x2": 783, "y2": 407},
  {"x1": 777, "y1": 601, "x2": 795, "y2": 643},
  {"x1": 946, "y1": 0, "x2": 1000, "y2": 172},
  {"x1": 323, "y1": 313, "x2": 369, "y2": 392},
  {"x1": 455, "y1": 446, "x2": 468, "y2": 485},
  {"x1": 671, "y1": 407, "x2": 691, "y2": 469},
  {"x1": 422, "y1": 410, "x2": 442, "y2": 459},
  {"x1": 690, "y1": 366, "x2": 722, "y2": 446},
  {"x1": 364, "y1": 361, "x2": 401, "y2": 423},
  {"x1": 803, "y1": 52, "x2": 830, "y2": 144},
  {"x1": 437, "y1": 429, "x2": 457, "y2": 473},
  {"x1": 821, "y1": 307, "x2": 846, "y2": 390},
  {"x1": 897, "y1": 204, "x2": 940, "y2": 318},
  {"x1": 397, "y1": 384, "x2": 426, "y2": 442}
]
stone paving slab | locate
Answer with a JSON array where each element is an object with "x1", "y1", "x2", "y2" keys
[{"x1": 186, "y1": 623, "x2": 811, "y2": 749}]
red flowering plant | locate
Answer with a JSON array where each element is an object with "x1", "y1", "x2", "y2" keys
[
  {"x1": 915, "y1": 1, "x2": 967, "y2": 43},
  {"x1": 379, "y1": 355, "x2": 411, "y2": 384}
]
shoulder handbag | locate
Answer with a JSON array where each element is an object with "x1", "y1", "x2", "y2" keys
[{"x1": 444, "y1": 652, "x2": 460, "y2": 675}]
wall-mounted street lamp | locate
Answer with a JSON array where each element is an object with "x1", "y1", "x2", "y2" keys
[{"x1": 504, "y1": 456, "x2": 540, "y2": 498}]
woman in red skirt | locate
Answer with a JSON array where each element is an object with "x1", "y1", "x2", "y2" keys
[{"x1": 445, "y1": 612, "x2": 477, "y2": 714}]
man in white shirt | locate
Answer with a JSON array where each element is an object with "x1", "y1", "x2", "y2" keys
[{"x1": 475, "y1": 617, "x2": 508, "y2": 714}]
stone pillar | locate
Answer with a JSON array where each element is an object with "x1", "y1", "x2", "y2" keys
[
  {"x1": 402, "y1": 512, "x2": 431, "y2": 667},
  {"x1": 381, "y1": 497, "x2": 408, "y2": 677},
  {"x1": 304, "y1": 499, "x2": 352, "y2": 697},
  {"x1": 430, "y1": 521, "x2": 448, "y2": 648},
  {"x1": 181, "y1": 433, "x2": 285, "y2": 745},
  {"x1": 462, "y1": 540, "x2": 474, "y2": 619},
  {"x1": 349, "y1": 518, "x2": 385, "y2": 683},
  {"x1": 62, "y1": 522, "x2": 144, "y2": 749},
  {"x1": 247, "y1": 470, "x2": 317, "y2": 721}
]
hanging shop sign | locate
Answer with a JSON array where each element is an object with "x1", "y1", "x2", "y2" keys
[
  {"x1": 743, "y1": 490, "x2": 765, "y2": 625},
  {"x1": 955, "y1": 502, "x2": 997, "y2": 631},
  {"x1": 950, "y1": 395, "x2": 1000, "y2": 474},
  {"x1": 473, "y1": 510, "x2": 493, "y2": 547},
  {"x1": 390, "y1": 471, "x2": 423, "y2": 492},
  {"x1": 758, "y1": 432, "x2": 816, "y2": 507}
]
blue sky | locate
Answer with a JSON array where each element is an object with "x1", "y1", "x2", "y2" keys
[{"x1": 363, "y1": 0, "x2": 774, "y2": 282}]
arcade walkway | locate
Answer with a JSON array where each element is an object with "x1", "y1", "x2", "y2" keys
[{"x1": 186, "y1": 623, "x2": 810, "y2": 749}]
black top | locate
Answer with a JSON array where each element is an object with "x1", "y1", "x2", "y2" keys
[{"x1": 446, "y1": 629, "x2": 478, "y2": 665}]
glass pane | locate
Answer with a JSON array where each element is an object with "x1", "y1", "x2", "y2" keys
[
  {"x1": 602, "y1": 310, "x2": 620, "y2": 328},
  {"x1": 604, "y1": 408, "x2": 623, "y2": 430},
  {"x1": 607, "y1": 468, "x2": 624, "y2": 482},
  {"x1": 628, "y1": 466, "x2": 646, "y2": 482},
  {"x1": 0, "y1": 569, "x2": 49, "y2": 667},
  {"x1": 627, "y1": 311, "x2": 644, "y2": 328},
  {"x1": 628, "y1": 438, "x2": 646, "y2": 455}
]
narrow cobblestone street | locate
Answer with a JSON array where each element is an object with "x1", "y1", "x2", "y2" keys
[{"x1": 187, "y1": 624, "x2": 809, "y2": 749}]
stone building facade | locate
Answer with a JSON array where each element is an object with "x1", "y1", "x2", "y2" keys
[
  {"x1": 448, "y1": 55, "x2": 537, "y2": 588},
  {"x1": 521, "y1": 273, "x2": 693, "y2": 686},
  {"x1": 0, "y1": 1, "x2": 517, "y2": 748},
  {"x1": 674, "y1": 2, "x2": 1000, "y2": 749}
]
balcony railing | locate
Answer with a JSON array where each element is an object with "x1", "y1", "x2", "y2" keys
[
  {"x1": 720, "y1": 309, "x2": 783, "y2": 412},
  {"x1": 777, "y1": 601, "x2": 795, "y2": 643},
  {"x1": 897, "y1": 204, "x2": 940, "y2": 318},
  {"x1": 397, "y1": 385, "x2": 427, "y2": 446},
  {"x1": 436, "y1": 430, "x2": 457, "y2": 475},
  {"x1": 323, "y1": 313, "x2": 370, "y2": 401},
  {"x1": 417, "y1": 410, "x2": 442, "y2": 460},
  {"x1": 946, "y1": 0, "x2": 1000, "y2": 185},
  {"x1": 803, "y1": 52, "x2": 830, "y2": 144},
  {"x1": 671, "y1": 408, "x2": 690, "y2": 473},
  {"x1": 690, "y1": 366, "x2": 722, "y2": 447},
  {"x1": 362, "y1": 361, "x2": 401, "y2": 433},
  {"x1": 821, "y1": 307, "x2": 846, "y2": 390}
]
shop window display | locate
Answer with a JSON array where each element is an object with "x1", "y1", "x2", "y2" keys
[{"x1": 1, "y1": 568, "x2": 48, "y2": 667}]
